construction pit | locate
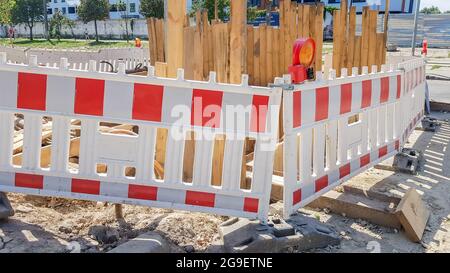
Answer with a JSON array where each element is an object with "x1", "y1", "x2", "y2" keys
[
  {"x1": 0, "y1": 111, "x2": 449, "y2": 253},
  {"x1": 1, "y1": 0, "x2": 449, "y2": 254}
]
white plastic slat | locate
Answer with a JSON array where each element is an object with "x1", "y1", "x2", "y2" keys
[
  {"x1": 164, "y1": 129, "x2": 186, "y2": 184},
  {"x1": 135, "y1": 126, "x2": 156, "y2": 182},
  {"x1": 326, "y1": 120, "x2": 338, "y2": 170},
  {"x1": 221, "y1": 138, "x2": 245, "y2": 192},
  {"x1": 299, "y1": 129, "x2": 313, "y2": 183},
  {"x1": 313, "y1": 124, "x2": 326, "y2": 177},
  {"x1": 78, "y1": 120, "x2": 98, "y2": 176},
  {"x1": 337, "y1": 116, "x2": 348, "y2": 164},
  {"x1": 50, "y1": 116, "x2": 71, "y2": 173},
  {"x1": 192, "y1": 137, "x2": 215, "y2": 188},
  {"x1": 0, "y1": 113, "x2": 14, "y2": 168},
  {"x1": 22, "y1": 114, "x2": 42, "y2": 170}
]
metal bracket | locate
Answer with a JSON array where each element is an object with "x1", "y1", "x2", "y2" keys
[
  {"x1": 393, "y1": 148, "x2": 424, "y2": 175},
  {"x1": 268, "y1": 83, "x2": 295, "y2": 91}
]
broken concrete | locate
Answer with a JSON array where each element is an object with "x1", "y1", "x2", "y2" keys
[
  {"x1": 108, "y1": 232, "x2": 171, "y2": 253},
  {"x1": 0, "y1": 192, "x2": 14, "y2": 220},
  {"x1": 393, "y1": 148, "x2": 424, "y2": 175},
  {"x1": 217, "y1": 215, "x2": 340, "y2": 253}
]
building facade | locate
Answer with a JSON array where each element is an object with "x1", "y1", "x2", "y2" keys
[{"x1": 47, "y1": 0, "x2": 143, "y2": 20}]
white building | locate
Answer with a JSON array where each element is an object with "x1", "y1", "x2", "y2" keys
[
  {"x1": 294, "y1": 0, "x2": 417, "y2": 14},
  {"x1": 47, "y1": 0, "x2": 143, "y2": 20}
]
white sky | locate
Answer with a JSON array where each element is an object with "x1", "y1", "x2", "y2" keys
[{"x1": 420, "y1": 0, "x2": 450, "y2": 11}]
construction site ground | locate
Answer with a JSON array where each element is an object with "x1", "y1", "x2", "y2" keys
[{"x1": 0, "y1": 110, "x2": 448, "y2": 253}]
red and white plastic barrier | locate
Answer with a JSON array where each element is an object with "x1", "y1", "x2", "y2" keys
[
  {"x1": 282, "y1": 59, "x2": 426, "y2": 217},
  {"x1": 0, "y1": 53, "x2": 282, "y2": 222}
]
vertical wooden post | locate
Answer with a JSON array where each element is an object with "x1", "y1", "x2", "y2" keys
[
  {"x1": 368, "y1": 10, "x2": 378, "y2": 72},
  {"x1": 314, "y1": 3, "x2": 324, "y2": 73},
  {"x1": 166, "y1": 0, "x2": 186, "y2": 78},
  {"x1": 229, "y1": 0, "x2": 247, "y2": 84},
  {"x1": 382, "y1": 0, "x2": 391, "y2": 65},
  {"x1": 214, "y1": 0, "x2": 219, "y2": 21},
  {"x1": 347, "y1": 6, "x2": 356, "y2": 71},
  {"x1": 360, "y1": 7, "x2": 370, "y2": 71}
]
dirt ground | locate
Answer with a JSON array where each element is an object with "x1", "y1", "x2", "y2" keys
[{"x1": 1, "y1": 111, "x2": 449, "y2": 253}]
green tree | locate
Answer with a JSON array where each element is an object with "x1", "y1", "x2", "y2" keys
[
  {"x1": 11, "y1": 0, "x2": 44, "y2": 41},
  {"x1": 420, "y1": 6, "x2": 441, "y2": 14},
  {"x1": 0, "y1": 0, "x2": 15, "y2": 26},
  {"x1": 140, "y1": 0, "x2": 164, "y2": 19},
  {"x1": 77, "y1": 0, "x2": 110, "y2": 42},
  {"x1": 189, "y1": 0, "x2": 230, "y2": 21},
  {"x1": 49, "y1": 10, "x2": 75, "y2": 41}
]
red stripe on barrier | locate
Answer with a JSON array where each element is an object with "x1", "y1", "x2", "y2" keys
[
  {"x1": 379, "y1": 145, "x2": 388, "y2": 158},
  {"x1": 191, "y1": 89, "x2": 223, "y2": 128},
  {"x1": 397, "y1": 75, "x2": 402, "y2": 99},
  {"x1": 17, "y1": 73, "x2": 47, "y2": 111},
  {"x1": 293, "y1": 91, "x2": 301, "y2": 128},
  {"x1": 361, "y1": 80, "x2": 372, "y2": 108},
  {"x1": 339, "y1": 163, "x2": 351, "y2": 179},
  {"x1": 185, "y1": 190, "x2": 215, "y2": 207},
  {"x1": 293, "y1": 189, "x2": 302, "y2": 205},
  {"x1": 380, "y1": 77, "x2": 390, "y2": 103},
  {"x1": 15, "y1": 173, "x2": 44, "y2": 189},
  {"x1": 74, "y1": 78, "x2": 105, "y2": 116},
  {"x1": 71, "y1": 179, "x2": 100, "y2": 195},
  {"x1": 360, "y1": 154, "x2": 370, "y2": 167},
  {"x1": 132, "y1": 84, "x2": 164, "y2": 122},
  {"x1": 340, "y1": 83, "x2": 352, "y2": 114},
  {"x1": 315, "y1": 87, "x2": 329, "y2": 122},
  {"x1": 315, "y1": 175, "x2": 328, "y2": 192},
  {"x1": 243, "y1": 197, "x2": 259, "y2": 213},
  {"x1": 250, "y1": 95, "x2": 270, "y2": 133},
  {"x1": 128, "y1": 184, "x2": 158, "y2": 201}
]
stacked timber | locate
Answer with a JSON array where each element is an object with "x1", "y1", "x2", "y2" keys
[{"x1": 332, "y1": 0, "x2": 390, "y2": 76}]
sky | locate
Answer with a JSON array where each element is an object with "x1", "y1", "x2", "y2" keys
[{"x1": 420, "y1": 0, "x2": 450, "y2": 11}]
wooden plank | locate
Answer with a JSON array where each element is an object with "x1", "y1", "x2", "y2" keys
[
  {"x1": 166, "y1": 0, "x2": 186, "y2": 78},
  {"x1": 368, "y1": 10, "x2": 378, "y2": 72},
  {"x1": 347, "y1": 6, "x2": 356, "y2": 71},
  {"x1": 395, "y1": 189, "x2": 430, "y2": 242},
  {"x1": 259, "y1": 24, "x2": 267, "y2": 86},
  {"x1": 266, "y1": 27, "x2": 273, "y2": 85},
  {"x1": 194, "y1": 11, "x2": 204, "y2": 81},
  {"x1": 211, "y1": 136, "x2": 225, "y2": 186},
  {"x1": 302, "y1": 4, "x2": 310, "y2": 39},
  {"x1": 202, "y1": 10, "x2": 211, "y2": 79},
  {"x1": 155, "y1": 19, "x2": 164, "y2": 63},
  {"x1": 332, "y1": 10, "x2": 341, "y2": 76},
  {"x1": 314, "y1": 4, "x2": 324, "y2": 73},
  {"x1": 354, "y1": 35, "x2": 362, "y2": 72},
  {"x1": 309, "y1": 190, "x2": 402, "y2": 229},
  {"x1": 147, "y1": 18, "x2": 157, "y2": 66},
  {"x1": 212, "y1": 23, "x2": 230, "y2": 83},
  {"x1": 382, "y1": 0, "x2": 391, "y2": 65},
  {"x1": 376, "y1": 32, "x2": 385, "y2": 70},
  {"x1": 360, "y1": 7, "x2": 370, "y2": 70},
  {"x1": 273, "y1": 28, "x2": 281, "y2": 79},
  {"x1": 229, "y1": 0, "x2": 247, "y2": 84},
  {"x1": 155, "y1": 62, "x2": 168, "y2": 77},
  {"x1": 253, "y1": 27, "x2": 261, "y2": 86},
  {"x1": 247, "y1": 26, "x2": 254, "y2": 85},
  {"x1": 183, "y1": 26, "x2": 195, "y2": 80},
  {"x1": 339, "y1": 0, "x2": 348, "y2": 75}
]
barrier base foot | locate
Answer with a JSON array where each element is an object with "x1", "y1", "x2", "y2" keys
[
  {"x1": 216, "y1": 215, "x2": 340, "y2": 253},
  {"x1": 0, "y1": 192, "x2": 14, "y2": 220},
  {"x1": 421, "y1": 117, "x2": 440, "y2": 132},
  {"x1": 392, "y1": 148, "x2": 424, "y2": 175}
]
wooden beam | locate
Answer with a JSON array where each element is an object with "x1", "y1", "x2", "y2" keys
[
  {"x1": 166, "y1": 0, "x2": 186, "y2": 78},
  {"x1": 229, "y1": 0, "x2": 247, "y2": 84},
  {"x1": 347, "y1": 6, "x2": 356, "y2": 71}
]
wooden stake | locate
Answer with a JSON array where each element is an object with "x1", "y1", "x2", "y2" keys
[
  {"x1": 166, "y1": 0, "x2": 186, "y2": 78},
  {"x1": 229, "y1": 0, "x2": 247, "y2": 84}
]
